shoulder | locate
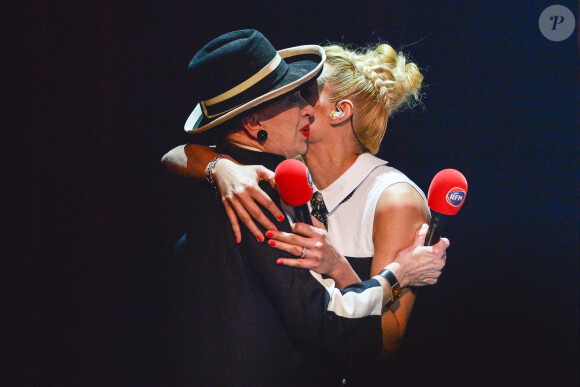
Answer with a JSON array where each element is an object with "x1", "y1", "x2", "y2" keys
[
  {"x1": 378, "y1": 180, "x2": 424, "y2": 200},
  {"x1": 374, "y1": 182, "x2": 429, "y2": 229},
  {"x1": 353, "y1": 160, "x2": 428, "y2": 219},
  {"x1": 370, "y1": 183, "x2": 428, "y2": 270}
]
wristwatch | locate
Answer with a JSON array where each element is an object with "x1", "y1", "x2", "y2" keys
[{"x1": 378, "y1": 268, "x2": 401, "y2": 306}]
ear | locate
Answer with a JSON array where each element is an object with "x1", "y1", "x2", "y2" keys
[
  {"x1": 330, "y1": 100, "x2": 354, "y2": 125},
  {"x1": 240, "y1": 113, "x2": 261, "y2": 137}
]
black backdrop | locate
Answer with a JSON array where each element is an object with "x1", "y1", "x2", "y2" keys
[{"x1": 11, "y1": 1, "x2": 578, "y2": 385}]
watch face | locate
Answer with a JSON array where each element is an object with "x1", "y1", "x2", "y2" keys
[{"x1": 393, "y1": 286, "x2": 401, "y2": 298}]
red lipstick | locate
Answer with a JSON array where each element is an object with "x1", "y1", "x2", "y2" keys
[{"x1": 300, "y1": 124, "x2": 310, "y2": 138}]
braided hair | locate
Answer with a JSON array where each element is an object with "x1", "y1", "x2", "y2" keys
[{"x1": 323, "y1": 43, "x2": 423, "y2": 154}]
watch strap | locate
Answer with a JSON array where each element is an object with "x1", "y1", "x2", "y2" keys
[{"x1": 378, "y1": 268, "x2": 401, "y2": 306}]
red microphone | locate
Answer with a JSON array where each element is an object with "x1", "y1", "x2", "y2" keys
[
  {"x1": 275, "y1": 159, "x2": 314, "y2": 225},
  {"x1": 425, "y1": 169, "x2": 468, "y2": 246}
]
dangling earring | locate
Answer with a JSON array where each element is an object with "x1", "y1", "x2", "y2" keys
[{"x1": 257, "y1": 129, "x2": 268, "y2": 142}]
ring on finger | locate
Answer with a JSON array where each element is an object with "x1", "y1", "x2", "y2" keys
[{"x1": 300, "y1": 247, "x2": 306, "y2": 258}]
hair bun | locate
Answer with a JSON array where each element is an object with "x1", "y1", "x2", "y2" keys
[{"x1": 352, "y1": 44, "x2": 422, "y2": 115}]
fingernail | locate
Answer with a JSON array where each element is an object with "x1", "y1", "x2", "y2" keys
[
  {"x1": 235, "y1": 237, "x2": 240, "y2": 243},
  {"x1": 265, "y1": 231, "x2": 273, "y2": 238},
  {"x1": 268, "y1": 240, "x2": 276, "y2": 246},
  {"x1": 277, "y1": 215, "x2": 285, "y2": 222},
  {"x1": 257, "y1": 235, "x2": 264, "y2": 242},
  {"x1": 276, "y1": 259, "x2": 282, "y2": 265}
]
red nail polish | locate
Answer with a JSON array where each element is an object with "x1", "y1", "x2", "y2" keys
[
  {"x1": 278, "y1": 215, "x2": 285, "y2": 222},
  {"x1": 265, "y1": 231, "x2": 273, "y2": 238},
  {"x1": 276, "y1": 260, "x2": 282, "y2": 265},
  {"x1": 257, "y1": 235, "x2": 264, "y2": 242},
  {"x1": 235, "y1": 237, "x2": 239, "y2": 243},
  {"x1": 268, "y1": 240, "x2": 275, "y2": 246}
]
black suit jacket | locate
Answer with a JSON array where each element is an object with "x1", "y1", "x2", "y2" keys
[{"x1": 170, "y1": 144, "x2": 382, "y2": 386}]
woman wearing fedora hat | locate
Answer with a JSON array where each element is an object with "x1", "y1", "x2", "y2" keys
[{"x1": 167, "y1": 30, "x2": 448, "y2": 385}]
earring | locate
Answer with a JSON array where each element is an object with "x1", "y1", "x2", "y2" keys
[{"x1": 257, "y1": 129, "x2": 268, "y2": 142}]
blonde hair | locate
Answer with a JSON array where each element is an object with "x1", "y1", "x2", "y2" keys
[{"x1": 323, "y1": 43, "x2": 423, "y2": 154}]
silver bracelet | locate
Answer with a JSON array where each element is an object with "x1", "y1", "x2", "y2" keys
[{"x1": 205, "y1": 154, "x2": 229, "y2": 195}]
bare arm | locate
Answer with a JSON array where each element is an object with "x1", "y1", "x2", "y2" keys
[
  {"x1": 161, "y1": 143, "x2": 284, "y2": 242},
  {"x1": 371, "y1": 182, "x2": 429, "y2": 355},
  {"x1": 161, "y1": 144, "x2": 217, "y2": 178}
]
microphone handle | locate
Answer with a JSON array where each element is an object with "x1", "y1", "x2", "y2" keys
[
  {"x1": 293, "y1": 204, "x2": 313, "y2": 225},
  {"x1": 425, "y1": 211, "x2": 447, "y2": 246}
]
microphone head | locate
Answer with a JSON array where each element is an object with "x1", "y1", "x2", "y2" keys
[
  {"x1": 427, "y1": 169, "x2": 468, "y2": 215},
  {"x1": 275, "y1": 159, "x2": 314, "y2": 206}
]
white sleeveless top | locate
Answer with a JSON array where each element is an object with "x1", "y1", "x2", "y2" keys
[{"x1": 317, "y1": 153, "x2": 427, "y2": 265}]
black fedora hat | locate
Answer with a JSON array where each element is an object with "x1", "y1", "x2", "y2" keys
[{"x1": 184, "y1": 29, "x2": 325, "y2": 133}]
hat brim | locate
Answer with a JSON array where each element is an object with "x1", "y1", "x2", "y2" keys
[{"x1": 184, "y1": 45, "x2": 325, "y2": 133}]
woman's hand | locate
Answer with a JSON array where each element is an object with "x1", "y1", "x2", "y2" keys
[
  {"x1": 266, "y1": 218, "x2": 361, "y2": 287},
  {"x1": 212, "y1": 158, "x2": 285, "y2": 243}
]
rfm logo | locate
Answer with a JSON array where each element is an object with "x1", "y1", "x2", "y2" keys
[
  {"x1": 446, "y1": 188, "x2": 465, "y2": 207},
  {"x1": 539, "y1": 5, "x2": 575, "y2": 42}
]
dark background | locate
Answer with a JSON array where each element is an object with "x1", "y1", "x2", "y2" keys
[{"x1": 11, "y1": 1, "x2": 578, "y2": 385}]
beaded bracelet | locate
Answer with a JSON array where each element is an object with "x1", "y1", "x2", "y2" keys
[{"x1": 204, "y1": 154, "x2": 230, "y2": 196}]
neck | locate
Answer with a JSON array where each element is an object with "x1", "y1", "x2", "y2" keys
[
  {"x1": 227, "y1": 132, "x2": 265, "y2": 153},
  {"x1": 304, "y1": 139, "x2": 362, "y2": 190},
  {"x1": 228, "y1": 141, "x2": 263, "y2": 152}
]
